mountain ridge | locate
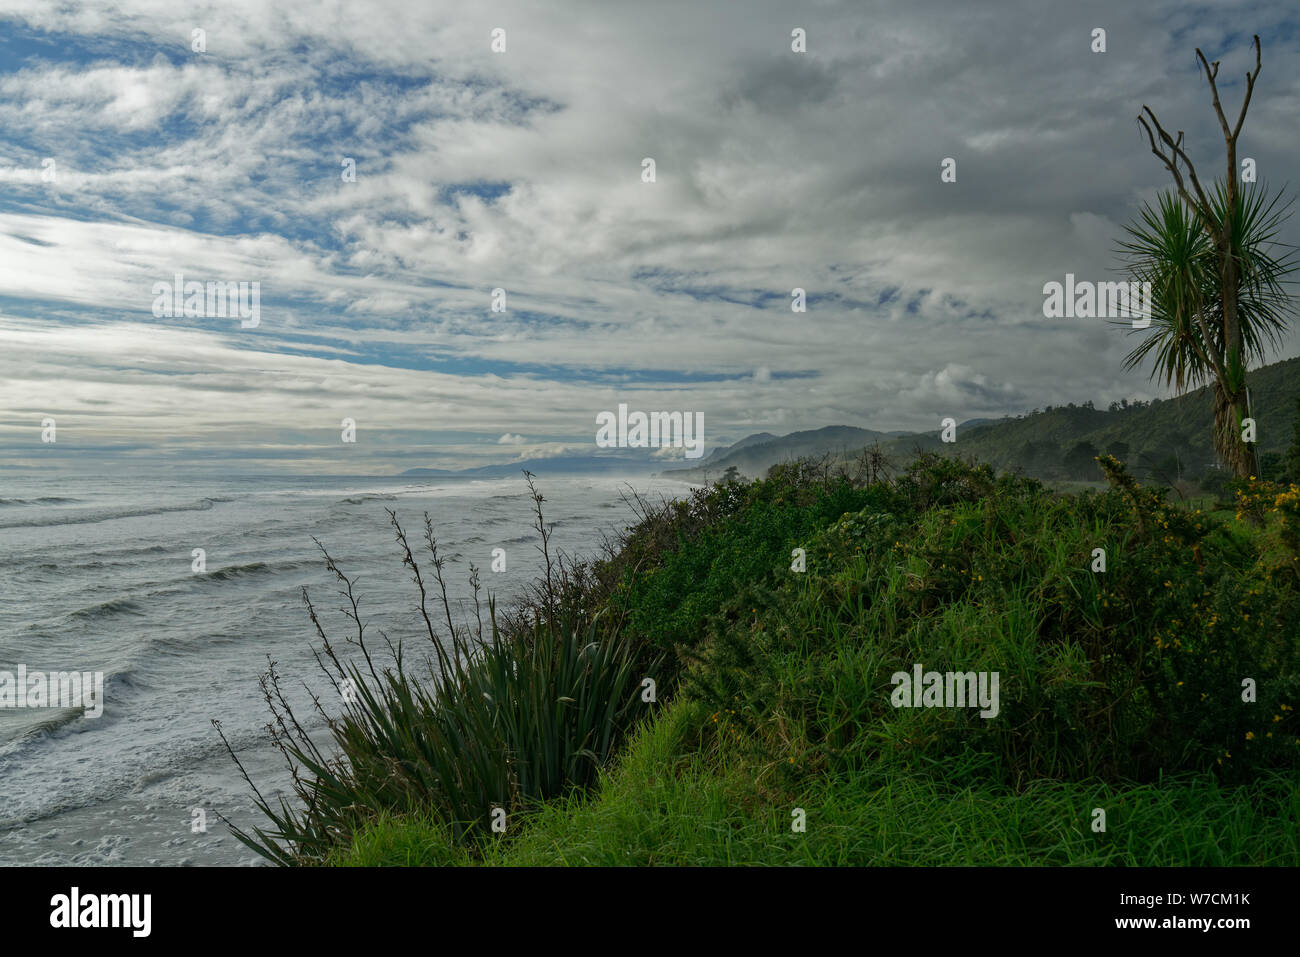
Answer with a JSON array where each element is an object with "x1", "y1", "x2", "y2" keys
[{"x1": 660, "y1": 354, "x2": 1300, "y2": 484}]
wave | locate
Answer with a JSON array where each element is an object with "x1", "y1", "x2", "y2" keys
[
  {"x1": 1, "y1": 544, "x2": 174, "y2": 574},
  {"x1": 0, "y1": 683, "x2": 327, "y2": 834},
  {"x1": 202, "y1": 559, "x2": 317, "y2": 582},
  {"x1": 207, "y1": 561, "x2": 271, "y2": 581},
  {"x1": 337, "y1": 493, "x2": 398, "y2": 505},
  {"x1": 0, "y1": 669, "x2": 136, "y2": 746},
  {"x1": 66, "y1": 598, "x2": 145, "y2": 622},
  {"x1": 0, "y1": 497, "x2": 237, "y2": 530},
  {"x1": 0, "y1": 496, "x2": 84, "y2": 506},
  {"x1": 17, "y1": 708, "x2": 91, "y2": 739}
]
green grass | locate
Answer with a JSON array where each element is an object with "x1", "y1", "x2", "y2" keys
[
  {"x1": 332, "y1": 698, "x2": 1300, "y2": 867},
  {"x1": 328, "y1": 811, "x2": 475, "y2": 867}
]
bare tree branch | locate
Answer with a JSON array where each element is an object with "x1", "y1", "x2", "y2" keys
[
  {"x1": 1137, "y1": 109, "x2": 1213, "y2": 218},
  {"x1": 1230, "y1": 35, "x2": 1262, "y2": 141},
  {"x1": 1195, "y1": 48, "x2": 1233, "y2": 144}
]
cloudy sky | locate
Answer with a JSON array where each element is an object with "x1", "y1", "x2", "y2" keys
[{"x1": 0, "y1": 0, "x2": 1296, "y2": 474}]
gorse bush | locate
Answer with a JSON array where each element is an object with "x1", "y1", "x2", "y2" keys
[
  {"x1": 217, "y1": 484, "x2": 657, "y2": 865},
  {"x1": 685, "y1": 453, "x2": 1300, "y2": 787},
  {"x1": 609, "y1": 465, "x2": 894, "y2": 678}
]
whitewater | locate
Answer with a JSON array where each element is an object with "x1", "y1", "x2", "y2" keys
[{"x1": 0, "y1": 470, "x2": 680, "y2": 865}]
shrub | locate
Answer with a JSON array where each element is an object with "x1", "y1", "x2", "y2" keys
[
  {"x1": 608, "y1": 469, "x2": 894, "y2": 677},
  {"x1": 217, "y1": 499, "x2": 657, "y2": 865},
  {"x1": 686, "y1": 454, "x2": 1300, "y2": 787}
]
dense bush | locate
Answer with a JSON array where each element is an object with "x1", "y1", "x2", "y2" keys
[
  {"x1": 687, "y1": 453, "x2": 1300, "y2": 786},
  {"x1": 608, "y1": 466, "x2": 895, "y2": 674}
]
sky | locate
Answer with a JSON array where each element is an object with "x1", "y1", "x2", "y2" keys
[{"x1": 0, "y1": 0, "x2": 1297, "y2": 474}]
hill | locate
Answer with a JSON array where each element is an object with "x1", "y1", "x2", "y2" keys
[
  {"x1": 663, "y1": 354, "x2": 1300, "y2": 487},
  {"x1": 880, "y1": 354, "x2": 1300, "y2": 486}
]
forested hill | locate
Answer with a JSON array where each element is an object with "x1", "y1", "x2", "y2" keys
[
  {"x1": 893, "y1": 354, "x2": 1300, "y2": 483},
  {"x1": 664, "y1": 354, "x2": 1300, "y2": 485}
]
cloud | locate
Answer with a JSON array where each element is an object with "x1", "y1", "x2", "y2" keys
[
  {"x1": 0, "y1": 1, "x2": 1295, "y2": 472},
  {"x1": 900, "y1": 363, "x2": 1026, "y2": 415}
]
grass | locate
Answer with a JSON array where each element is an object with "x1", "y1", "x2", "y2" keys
[{"x1": 332, "y1": 698, "x2": 1300, "y2": 866}]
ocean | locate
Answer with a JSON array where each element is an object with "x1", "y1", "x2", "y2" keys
[{"x1": 0, "y1": 471, "x2": 682, "y2": 865}]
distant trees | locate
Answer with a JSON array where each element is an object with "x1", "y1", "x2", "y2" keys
[
  {"x1": 1016, "y1": 440, "x2": 1060, "y2": 474},
  {"x1": 1260, "y1": 450, "x2": 1285, "y2": 483},
  {"x1": 1064, "y1": 440, "x2": 1101, "y2": 478},
  {"x1": 1284, "y1": 397, "x2": 1300, "y2": 483},
  {"x1": 1132, "y1": 429, "x2": 1198, "y2": 487},
  {"x1": 1123, "y1": 35, "x2": 1297, "y2": 479},
  {"x1": 1106, "y1": 398, "x2": 1151, "y2": 414}
]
